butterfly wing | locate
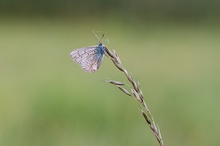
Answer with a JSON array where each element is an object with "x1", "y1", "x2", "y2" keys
[{"x1": 70, "y1": 45, "x2": 105, "y2": 73}]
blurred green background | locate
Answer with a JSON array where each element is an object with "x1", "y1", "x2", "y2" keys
[{"x1": 0, "y1": 0, "x2": 220, "y2": 146}]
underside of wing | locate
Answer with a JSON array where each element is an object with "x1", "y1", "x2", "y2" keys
[{"x1": 70, "y1": 46, "x2": 104, "y2": 73}]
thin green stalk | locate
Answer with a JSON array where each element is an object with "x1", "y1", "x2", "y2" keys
[{"x1": 105, "y1": 47, "x2": 164, "y2": 146}]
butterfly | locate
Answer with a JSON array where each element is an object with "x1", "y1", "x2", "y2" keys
[{"x1": 70, "y1": 42, "x2": 106, "y2": 73}]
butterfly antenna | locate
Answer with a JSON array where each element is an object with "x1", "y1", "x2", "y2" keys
[
  {"x1": 106, "y1": 38, "x2": 111, "y2": 44},
  {"x1": 99, "y1": 34, "x2": 105, "y2": 43},
  {"x1": 92, "y1": 31, "x2": 105, "y2": 43},
  {"x1": 92, "y1": 30, "x2": 100, "y2": 40}
]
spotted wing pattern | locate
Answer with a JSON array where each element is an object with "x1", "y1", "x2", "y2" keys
[{"x1": 70, "y1": 45, "x2": 105, "y2": 73}]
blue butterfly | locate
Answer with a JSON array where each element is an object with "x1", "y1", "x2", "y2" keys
[{"x1": 70, "y1": 43, "x2": 106, "y2": 73}]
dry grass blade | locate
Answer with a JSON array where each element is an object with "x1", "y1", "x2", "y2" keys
[
  {"x1": 141, "y1": 109, "x2": 151, "y2": 125},
  {"x1": 116, "y1": 85, "x2": 131, "y2": 96},
  {"x1": 104, "y1": 46, "x2": 114, "y2": 59},
  {"x1": 105, "y1": 80, "x2": 125, "y2": 85},
  {"x1": 131, "y1": 88, "x2": 143, "y2": 103},
  {"x1": 105, "y1": 47, "x2": 164, "y2": 146}
]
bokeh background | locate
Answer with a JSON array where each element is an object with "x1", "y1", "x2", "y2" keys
[{"x1": 0, "y1": 0, "x2": 220, "y2": 146}]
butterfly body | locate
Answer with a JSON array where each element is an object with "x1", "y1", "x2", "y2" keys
[{"x1": 70, "y1": 43, "x2": 106, "y2": 73}]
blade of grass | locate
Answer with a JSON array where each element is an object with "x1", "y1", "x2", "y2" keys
[{"x1": 105, "y1": 46, "x2": 164, "y2": 146}]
